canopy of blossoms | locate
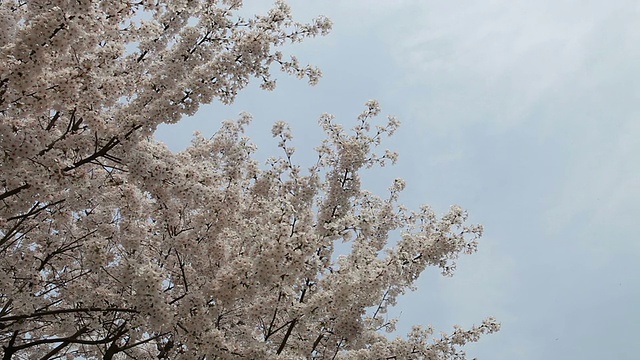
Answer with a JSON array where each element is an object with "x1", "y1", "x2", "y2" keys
[{"x1": 0, "y1": 1, "x2": 498, "y2": 358}]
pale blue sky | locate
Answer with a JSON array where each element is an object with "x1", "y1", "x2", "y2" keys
[{"x1": 156, "y1": 1, "x2": 640, "y2": 359}]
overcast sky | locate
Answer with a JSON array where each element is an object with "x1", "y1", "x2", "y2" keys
[{"x1": 155, "y1": 1, "x2": 640, "y2": 359}]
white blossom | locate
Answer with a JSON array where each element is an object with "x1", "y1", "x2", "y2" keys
[{"x1": 0, "y1": 1, "x2": 497, "y2": 359}]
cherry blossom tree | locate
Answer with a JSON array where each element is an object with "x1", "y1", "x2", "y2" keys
[{"x1": 0, "y1": 1, "x2": 498, "y2": 359}]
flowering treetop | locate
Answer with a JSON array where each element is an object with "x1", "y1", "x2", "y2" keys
[{"x1": 0, "y1": 1, "x2": 498, "y2": 359}]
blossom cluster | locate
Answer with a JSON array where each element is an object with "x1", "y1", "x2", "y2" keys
[{"x1": 0, "y1": 1, "x2": 497, "y2": 359}]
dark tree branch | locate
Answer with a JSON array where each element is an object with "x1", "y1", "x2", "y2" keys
[
  {"x1": 0, "y1": 184, "x2": 30, "y2": 202},
  {"x1": 276, "y1": 318, "x2": 297, "y2": 355},
  {"x1": 6, "y1": 199, "x2": 65, "y2": 222},
  {"x1": 38, "y1": 327, "x2": 87, "y2": 360},
  {"x1": 2, "y1": 330, "x2": 19, "y2": 360},
  {"x1": 0, "y1": 307, "x2": 137, "y2": 323}
]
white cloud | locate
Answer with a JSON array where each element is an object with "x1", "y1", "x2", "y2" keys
[
  {"x1": 380, "y1": 0, "x2": 637, "y2": 132},
  {"x1": 544, "y1": 117, "x2": 640, "y2": 257}
]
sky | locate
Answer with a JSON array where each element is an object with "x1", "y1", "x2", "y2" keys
[{"x1": 155, "y1": 1, "x2": 640, "y2": 359}]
